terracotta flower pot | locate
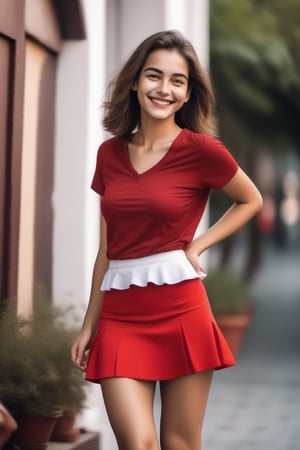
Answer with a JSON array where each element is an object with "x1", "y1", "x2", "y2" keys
[
  {"x1": 216, "y1": 313, "x2": 252, "y2": 359},
  {"x1": 50, "y1": 410, "x2": 80, "y2": 443},
  {"x1": 13, "y1": 415, "x2": 58, "y2": 450}
]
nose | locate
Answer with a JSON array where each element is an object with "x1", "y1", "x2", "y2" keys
[{"x1": 157, "y1": 78, "x2": 171, "y2": 96}]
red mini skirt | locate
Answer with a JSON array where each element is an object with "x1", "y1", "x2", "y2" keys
[{"x1": 85, "y1": 279, "x2": 235, "y2": 382}]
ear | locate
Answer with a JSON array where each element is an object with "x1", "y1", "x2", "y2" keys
[{"x1": 131, "y1": 81, "x2": 137, "y2": 91}]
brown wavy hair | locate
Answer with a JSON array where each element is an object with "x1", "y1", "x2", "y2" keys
[{"x1": 103, "y1": 30, "x2": 216, "y2": 137}]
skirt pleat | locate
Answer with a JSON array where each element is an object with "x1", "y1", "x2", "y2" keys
[{"x1": 86, "y1": 279, "x2": 235, "y2": 382}]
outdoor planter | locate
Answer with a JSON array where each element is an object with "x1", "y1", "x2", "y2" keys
[
  {"x1": 215, "y1": 310, "x2": 253, "y2": 358},
  {"x1": 204, "y1": 269, "x2": 254, "y2": 359},
  {"x1": 13, "y1": 414, "x2": 60, "y2": 450},
  {"x1": 0, "y1": 296, "x2": 86, "y2": 449}
]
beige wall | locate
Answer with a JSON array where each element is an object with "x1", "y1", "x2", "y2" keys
[{"x1": 17, "y1": 40, "x2": 48, "y2": 316}]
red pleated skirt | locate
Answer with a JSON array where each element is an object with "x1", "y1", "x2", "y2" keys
[{"x1": 85, "y1": 279, "x2": 235, "y2": 382}]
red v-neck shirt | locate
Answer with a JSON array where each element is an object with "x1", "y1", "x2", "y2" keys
[{"x1": 91, "y1": 128, "x2": 238, "y2": 260}]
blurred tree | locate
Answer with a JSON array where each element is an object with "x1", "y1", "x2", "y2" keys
[
  {"x1": 210, "y1": 0, "x2": 300, "y2": 151},
  {"x1": 209, "y1": 0, "x2": 300, "y2": 278}
]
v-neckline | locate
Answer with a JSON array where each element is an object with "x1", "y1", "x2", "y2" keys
[{"x1": 122, "y1": 128, "x2": 186, "y2": 176}]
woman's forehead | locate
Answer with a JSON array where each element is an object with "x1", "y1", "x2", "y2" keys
[{"x1": 142, "y1": 48, "x2": 189, "y2": 75}]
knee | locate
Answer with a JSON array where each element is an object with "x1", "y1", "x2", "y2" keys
[
  {"x1": 161, "y1": 433, "x2": 199, "y2": 450},
  {"x1": 119, "y1": 436, "x2": 159, "y2": 450}
]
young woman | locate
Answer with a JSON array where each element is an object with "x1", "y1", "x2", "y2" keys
[{"x1": 71, "y1": 30, "x2": 262, "y2": 450}]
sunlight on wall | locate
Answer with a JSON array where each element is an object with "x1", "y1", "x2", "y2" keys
[{"x1": 17, "y1": 40, "x2": 47, "y2": 317}]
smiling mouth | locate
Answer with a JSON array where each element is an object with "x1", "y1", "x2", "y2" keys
[{"x1": 149, "y1": 97, "x2": 174, "y2": 106}]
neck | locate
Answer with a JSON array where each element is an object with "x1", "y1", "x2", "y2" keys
[{"x1": 134, "y1": 116, "x2": 181, "y2": 146}]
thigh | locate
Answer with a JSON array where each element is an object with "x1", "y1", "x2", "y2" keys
[
  {"x1": 101, "y1": 377, "x2": 159, "y2": 450},
  {"x1": 159, "y1": 371, "x2": 213, "y2": 450}
]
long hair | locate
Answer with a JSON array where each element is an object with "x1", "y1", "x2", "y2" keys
[{"x1": 103, "y1": 30, "x2": 216, "y2": 137}]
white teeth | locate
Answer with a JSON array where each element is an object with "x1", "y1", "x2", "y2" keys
[{"x1": 151, "y1": 98, "x2": 171, "y2": 106}]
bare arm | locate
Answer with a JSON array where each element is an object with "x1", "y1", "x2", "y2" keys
[
  {"x1": 186, "y1": 168, "x2": 263, "y2": 272},
  {"x1": 71, "y1": 212, "x2": 109, "y2": 371}
]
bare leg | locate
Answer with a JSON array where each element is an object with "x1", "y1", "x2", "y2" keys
[
  {"x1": 159, "y1": 371, "x2": 213, "y2": 450},
  {"x1": 0, "y1": 403, "x2": 17, "y2": 449},
  {"x1": 101, "y1": 378, "x2": 159, "y2": 450}
]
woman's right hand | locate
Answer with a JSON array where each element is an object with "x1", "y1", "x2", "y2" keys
[{"x1": 71, "y1": 329, "x2": 93, "y2": 372}]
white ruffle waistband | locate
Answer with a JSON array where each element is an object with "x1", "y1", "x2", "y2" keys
[{"x1": 101, "y1": 250, "x2": 207, "y2": 291}]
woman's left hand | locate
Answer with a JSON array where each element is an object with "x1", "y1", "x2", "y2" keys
[{"x1": 185, "y1": 248, "x2": 206, "y2": 276}]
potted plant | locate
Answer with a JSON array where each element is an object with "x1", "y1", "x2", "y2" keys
[
  {"x1": 0, "y1": 297, "x2": 86, "y2": 449},
  {"x1": 203, "y1": 269, "x2": 254, "y2": 359}
]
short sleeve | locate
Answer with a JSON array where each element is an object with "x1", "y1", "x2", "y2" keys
[
  {"x1": 199, "y1": 135, "x2": 239, "y2": 189},
  {"x1": 91, "y1": 144, "x2": 105, "y2": 195}
]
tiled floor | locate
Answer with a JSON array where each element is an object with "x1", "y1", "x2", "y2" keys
[{"x1": 203, "y1": 378, "x2": 300, "y2": 450}]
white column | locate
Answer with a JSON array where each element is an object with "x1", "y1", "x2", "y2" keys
[
  {"x1": 185, "y1": 0, "x2": 210, "y2": 68},
  {"x1": 118, "y1": 0, "x2": 166, "y2": 60},
  {"x1": 53, "y1": 0, "x2": 108, "y2": 441},
  {"x1": 53, "y1": 0, "x2": 106, "y2": 312},
  {"x1": 164, "y1": 0, "x2": 187, "y2": 32},
  {"x1": 164, "y1": 0, "x2": 209, "y2": 67}
]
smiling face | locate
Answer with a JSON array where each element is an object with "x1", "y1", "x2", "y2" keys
[{"x1": 133, "y1": 48, "x2": 190, "y2": 124}]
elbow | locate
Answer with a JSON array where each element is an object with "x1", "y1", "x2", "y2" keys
[{"x1": 253, "y1": 191, "x2": 264, "y2": 214}]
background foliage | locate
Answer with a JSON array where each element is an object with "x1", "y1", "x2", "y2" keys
[
  {"x1": 209, "y1": 0, "x2": 300, "y2": 279},
  {"x1": 210, "y1": 0, "x2": 300, "y2": 153}
]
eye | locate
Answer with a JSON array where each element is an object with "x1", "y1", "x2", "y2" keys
[
  {"x1": 172, "y1": 78, "x2": 185, "y2": 86},
  {"x1": 147, "y1": 73, "x2": 160, "y2": 80}
]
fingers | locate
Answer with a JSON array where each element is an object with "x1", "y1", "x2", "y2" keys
[
  {"x1": 185, "y1": 252, "x2": 207, "y2": 279},
  {"x1": 71, "y1": 342, "x2": 79, "y2": 365},
  {"x1": 78, "y1": 349, "x2": 89, "y2": 372},
  {"x1": 71, "y1": 341, "x2": 89, "y2": 372}
]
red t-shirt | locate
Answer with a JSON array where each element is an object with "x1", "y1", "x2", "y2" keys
[{"x1": 91, "y1": 128, "x2": 238, "y2": 259}]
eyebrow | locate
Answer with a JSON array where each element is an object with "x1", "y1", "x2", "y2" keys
[{"x1": 144, "y1": 67, "x2": 188, "y2": 81}]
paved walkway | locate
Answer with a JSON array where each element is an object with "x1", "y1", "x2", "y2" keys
[{"x1": 201, "y1": 244, "x2": 300, "y2": 450}]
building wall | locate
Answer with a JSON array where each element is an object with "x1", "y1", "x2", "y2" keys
[{"x1": 0, "y1": 0, "x2": 25, "y2": 301}]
